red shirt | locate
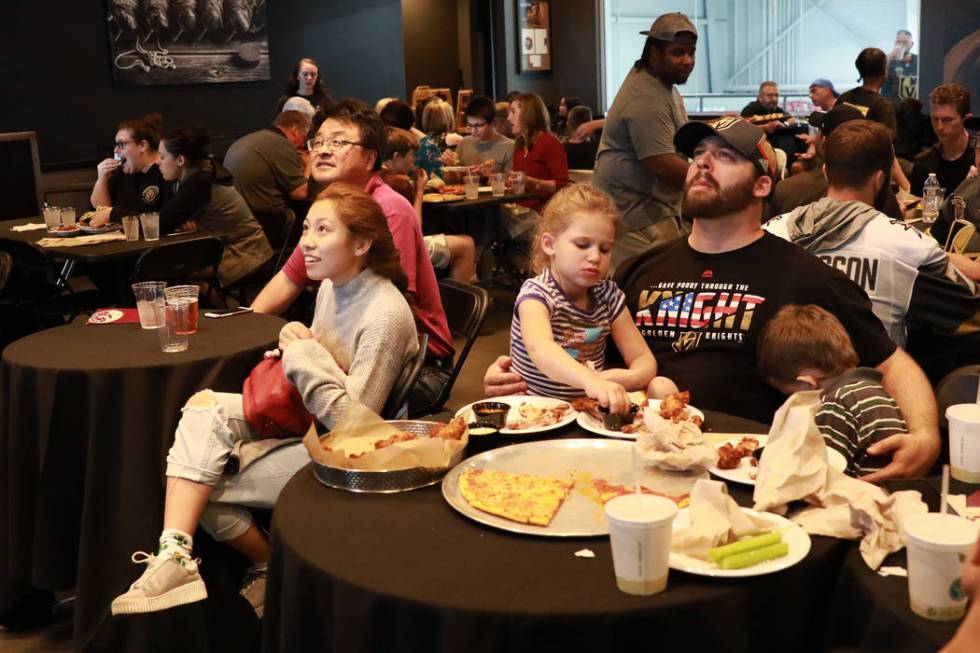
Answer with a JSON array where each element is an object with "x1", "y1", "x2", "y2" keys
[
  {"x1": 283, "y1": 174, "x2": 453, "y2": 360},
  {"x1": 513, "y1": 132, "x2": 570, "y2": 211}
]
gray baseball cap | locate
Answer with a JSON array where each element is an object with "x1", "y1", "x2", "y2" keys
[{"x1": 640, "y1": 12, "x2": 698, "y2": 41}]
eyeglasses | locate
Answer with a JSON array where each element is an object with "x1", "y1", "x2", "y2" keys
[
  {"x1": 306, "y1": 137, "x2": 365, "y2": 153},
  {"x1": 114, "y1": 140, "x2": 137, "y2": 149}
]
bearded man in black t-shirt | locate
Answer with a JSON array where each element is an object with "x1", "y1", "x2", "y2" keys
[{"x1": 484, "y1": 117, "x2": 940, "y2": 482}]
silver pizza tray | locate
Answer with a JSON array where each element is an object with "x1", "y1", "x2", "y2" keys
[
  {"x1": 441, "y1": 438, "x2": 707, "y2": 537},
  {"x1": 312, "y1": 420, "x2": 464, "y2": 493}
]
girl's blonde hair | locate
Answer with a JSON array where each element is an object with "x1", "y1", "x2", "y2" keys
[
  {"x1": 421, "y1": 98, "x2": 455, "y2": 134},
  {"x1": 531, "y1": 184, "x2": 623, "y2": 274}
]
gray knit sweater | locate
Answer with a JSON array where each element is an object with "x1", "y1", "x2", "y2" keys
[{"x1": 282, "y1": 268, "x2": 418, "y2": 428}]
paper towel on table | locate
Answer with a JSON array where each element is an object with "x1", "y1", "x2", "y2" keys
[
  {"x1": 636, "y1": 414, "x2": 718, "y2": 471},
  {"x1": 751, "y1": 391, "x2": 926, "y2": 569},
  {"x1": 671, "y1": 478, "x2": 771, "y2": 560}
]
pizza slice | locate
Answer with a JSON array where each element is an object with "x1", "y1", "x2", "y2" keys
[{"x1": 458, "y1": 468, "x2": 573, "y2": 526}]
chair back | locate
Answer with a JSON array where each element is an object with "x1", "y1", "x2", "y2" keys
[
  {"x1": 945, "y1": 219, "x2": 977, "y2": 254},
  {"x1": 381, "y1": 333, "x2": 429, "y2": 419},
  {"x1": 409, "y1": 279, "x2": 490, "y2": 416},
  {"x1": 0, "y1": 239, "x2": 59, "y2": 301},
  {"x1": 936, "y1": 365, "x2": 980, "y2": 430},
  {"x1": 568, "y1": 169, "x2": 594, "y2": 184},
  {"x1": 131, "y1": 237, "x2": 224, "y2": 289},
  {"x1": 251, "y1": 208, "x2": 295, "y2": 272}
]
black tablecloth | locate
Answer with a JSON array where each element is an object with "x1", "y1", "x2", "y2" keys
[
  {"x1": 0, "y1": 218, "x2": 213, "y2": 264},
  {"x1": 263, "y1": 412, "x2": 863, "y2": 653},
  {"x1": 825, "y1": 478, "x2": 970, "y2": 652},
  {"x1": 0, "y1": 312, "x2": 284, "y2": 651}
]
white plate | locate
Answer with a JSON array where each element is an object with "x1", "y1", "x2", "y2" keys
[
  {"x1": 576, "y1": 399, "x2": 707, "y2": 440},
  {"x1": 442, "y1": 438, "x2": 704, "y2": 537},
  {"x1": 706, "y1": 436, "x2": 847, "y2": 485},
  {"x1": 455, "y1": 395, "x2": 577, "y2": 435},
  {"x1": 669, "y1": 508, "x2": 811, "y2": 577}
]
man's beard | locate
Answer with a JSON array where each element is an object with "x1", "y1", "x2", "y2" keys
[{"x1": 682, "y1": 172, "x2": 757, "y2": 218}]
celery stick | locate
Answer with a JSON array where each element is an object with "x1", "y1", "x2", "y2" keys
[
  {"x1": 707, "y1": 531, "x2": 782, "y2": 564},
  {"x1": 719, "y1": 542, "x2": 789, "y2": 569}
]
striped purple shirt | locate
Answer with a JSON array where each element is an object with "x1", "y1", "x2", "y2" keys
[{"x1": 510, "y1": 268, "x2": 626, "y2": 399}]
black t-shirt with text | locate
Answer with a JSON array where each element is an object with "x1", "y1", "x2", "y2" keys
[
  {"x1": 836, "y1": 88, "x2": 897, "y2": 137},
  {"x1": 615, "y1": 233, "x2": 896, "y2": 423},
  {"x1": 106, "y1": 162, "x2": 173, "y2": 220}
]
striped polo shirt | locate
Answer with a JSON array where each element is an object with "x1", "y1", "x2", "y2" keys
[
  {"x1": 510, "y1": 268, "x2": 626, "y2": 400},
  {"x1": 815, "y1": 367, "x2": 908, "y2": 477}
]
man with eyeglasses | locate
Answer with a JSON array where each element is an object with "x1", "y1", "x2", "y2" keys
[
  {"x1": 252, "y1": 102, "x2": 454, "y2": 365},
  {"x1": 456, "y1": 95, "x2": 514, "y2": 175}
]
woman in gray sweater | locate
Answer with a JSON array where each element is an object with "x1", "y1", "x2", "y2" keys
[{"x1": 112, "y1": 184, "x2": 418, "y2": 617}]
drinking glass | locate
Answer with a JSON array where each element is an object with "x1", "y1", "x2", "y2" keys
[
  {"x1": 491, "y1": 173, "x2": 506, "y2": 197},
  {"x1": 156, "y1": 301, "x2": 190, "y2": 353},
  {"x1": 140, "y1": 212, "x2": 160, "y2": 241},
  {"x1": 164, "y1": 285, "x2": 200, "y2": 334},
  {"x1": 122, "y1": 216, "x2": 140, "y2": 241},
  {"x1": 42, "y1": 206, "x2": 61, "y2": 230},
  {"x1": 131, "y1": 281, "x2": 167, "y2": 329},
  {"x1": 60, "y1": 207, "x2": 76, "y2": 227},
  {"x1": 463, "y1": 174, "x2": 480, "y2": 200}
]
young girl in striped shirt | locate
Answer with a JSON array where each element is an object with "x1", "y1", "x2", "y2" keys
[{"x1": 509, "y1": 184, "x2": 674, "y2": 415}]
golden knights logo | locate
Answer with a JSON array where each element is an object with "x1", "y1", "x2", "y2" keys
[{"x1": 634, "y1": 283, "x2": 766, "y2": 350}]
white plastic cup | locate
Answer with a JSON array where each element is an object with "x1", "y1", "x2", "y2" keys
[
  {"x1": 903, "y1": 512, "x2": 978, "y2": 621},
  {"x1": 131, "y1": 281, "x2": 167, "y2": 329},
  {"x1": 156, "y1": 301, "x2": 190, "y2": 353},
  {"x1": 491, "y1": 173, "x2": 506, "y2": 197},
  {"x1": 463, "y1": 174, "x2": 479, "y2": 200},
  {"x1": 140, "y1": 212, "x2": 160, "y2": 241},
  {"x1": 604, "y1": 494, "x2": 677, "y2": 595},
  {"x1": 947, "y1": 404, "x2": 980, "y2": 482}
]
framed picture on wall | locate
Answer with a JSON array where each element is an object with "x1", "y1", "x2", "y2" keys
[
  {"x1": 517, "y1": 0, "x2": 551, "y2": 73},
  {"x1": 104, "y1": 0, "x2": 271, "y2": 86}
]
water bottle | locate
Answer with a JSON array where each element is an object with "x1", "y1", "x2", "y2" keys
[{"x1": 922, "y1": 173, "x2": 940, "y2": 223}]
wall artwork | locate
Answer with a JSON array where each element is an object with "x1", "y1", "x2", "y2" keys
[
  {"x1": 105, "y1": 1, "x2": 271, "y2": 86},
  {"x1": 518, "y1": 0, "x2": 551, "y2": 73}
]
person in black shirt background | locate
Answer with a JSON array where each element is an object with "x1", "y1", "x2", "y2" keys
[
  {"x1": 89, "y1": 113, "x2": 174, "y2": 224},
  {"x1": 562, "y1": 105, "x2": 599, "y2": 170},
  {"x1": 911, "y1": 84, "x2": 976, "y2": 195}
]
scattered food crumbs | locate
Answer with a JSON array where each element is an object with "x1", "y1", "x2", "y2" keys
[{"x1": 574, "y1": 548, "x2": 595, "y2": 558}]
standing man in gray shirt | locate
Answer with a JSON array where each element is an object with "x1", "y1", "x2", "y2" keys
[{"x1": 593, "y1": 12, "x2": 697, "y2": 267}]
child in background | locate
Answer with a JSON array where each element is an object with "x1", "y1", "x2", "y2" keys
[
  {"x1": 510, "y1": 184, "x2": 671, "y2": 414},
  {"x1": 381, "y1": 128, "x2": 477, "y2": 283},
  {"x1": 758, "y1": 304, "x2": 908, "y2": 477}
]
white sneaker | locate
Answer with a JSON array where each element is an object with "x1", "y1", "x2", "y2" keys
[
  {"x1": 111, "y1": 551, "x2": 207, "y2": 615},
  {"x1": 240, "y1": 562, "x2": 267, "y2": 618}
]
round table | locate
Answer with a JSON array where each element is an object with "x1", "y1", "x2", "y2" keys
[
  {"x1": 0, "y1": 312, "x2": 284, "y2": 651},
  {"x1": 262, "y1": 411, "x2": 852, "y2": 653}
]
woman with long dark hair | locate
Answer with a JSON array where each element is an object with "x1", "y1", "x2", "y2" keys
[
  {"x1": 111, "y1": 184, "x2": 419, "y2": 618},
  {"x1": 157, "y1": 127, "x2": 273, "y2": 286}
]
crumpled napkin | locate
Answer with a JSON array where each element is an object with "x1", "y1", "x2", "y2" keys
[
  {"x1": 751, "y1": 391, "x2": 927, "y2": 569},
  {"x1": 10, "y1": 222, "x2": 47, "y2": 232},
  {"x1": 671, "y1": 478, "x2": 771, "y2": 560},
  {"x1": 635, "y1": 413, "x2": 718, "y2": 471}
]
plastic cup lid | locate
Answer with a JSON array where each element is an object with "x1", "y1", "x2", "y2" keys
[
  {"x1": 946, "y1": 403, "x2": 980, "y2": 422},
  {"x1": 604, "y1": 494, "x2": 677, "y2": 525},
  {"x1": 903, "y1": 513, "x2": 979, "y2": 549}
]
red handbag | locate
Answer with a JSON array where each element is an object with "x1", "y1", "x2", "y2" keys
[{"x1": 242, "y1": 357, "x2": 315, "y2": 438}]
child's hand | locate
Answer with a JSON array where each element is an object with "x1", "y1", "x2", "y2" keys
[{"x1": 585, "y1": 378, "x2": 630, "y2": 415}]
